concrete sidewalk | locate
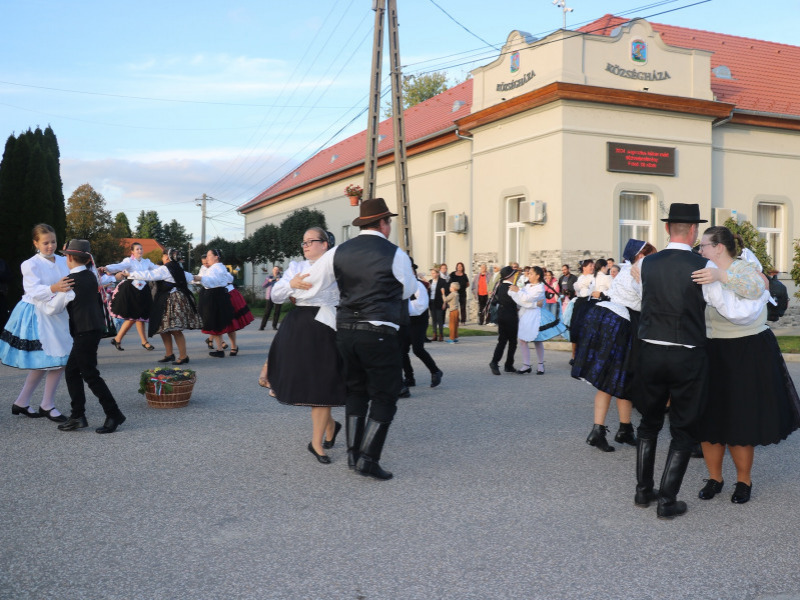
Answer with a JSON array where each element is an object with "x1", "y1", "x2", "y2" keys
[{"x1": 2, "y1": 324, "x2": 800, "y2": 599}]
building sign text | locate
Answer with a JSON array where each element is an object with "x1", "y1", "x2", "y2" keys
[{"x1": 607, "y1": 142, "x2": 675, "y2": 176}]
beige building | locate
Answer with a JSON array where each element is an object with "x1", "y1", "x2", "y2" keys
[{"x1": 239, "y1": 15, "x2": 800, "y2": 300}]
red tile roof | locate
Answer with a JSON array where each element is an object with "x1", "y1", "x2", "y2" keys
[
  {"x1": 581, "y1": 15, "x2": 800, "y2": 117},
  {"x1": 119, "y1": 238, "x2": 165, "y2": 256},
  {"x1": 241, "y1": 16, "x2": 800, "y2": 211}
]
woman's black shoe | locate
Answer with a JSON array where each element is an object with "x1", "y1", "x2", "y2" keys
[
  {"x1": 110, "y1": 339, "x2": 124, "y2": 351},
  {"x1": 38, "y1": 407, "x2": 68, "y2": 423},
  {"x1": 209, "y1": 350, "x2": 225, "y2": 358},
  {"x1": 614, "y1": 422, "x2": 637, "y2": 446},
  {"x1": 157, "y1": 354, "x2": 175, "y2": 363},
  {"x1": 516, "y1": 366, "x2": 532, "y2": 374},
  {"x1": 12, "y1": 404, "x2": 42, "y2": 418},
  {"x1": 731, "y1": 482, "x2": 752, "y2": 504},
  {"x1": 172, "y1": 356, "x2": 190, "y2": 365},
  {"x1": 308, "y1": 443, "x2": 331, "y2": 464},
  {"x1": 323, "y1": 421, "x2": 342, "y2": 449},
  {"x1": 698, "y1": 478, "x2": 724, "y2": 500},
  {"x1": 586, "y1": 424, "x2": 615, "y2": 452},
  {"x1": 205, "y1": 337, "x2": 214, "y2": 349}
]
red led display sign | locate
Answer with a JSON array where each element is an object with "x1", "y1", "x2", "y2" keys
[{"x1": 607, "y1": 142, "x2": 675, "y2": 176}]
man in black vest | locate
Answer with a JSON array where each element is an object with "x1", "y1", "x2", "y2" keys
[
  {"x1": 57, "y1": 240, "x2": 126, "y2": 434},
  {"x1": 635, "y1": 203, "x2": 709, "y2": 519},
  {"x1": 291, "y1": 198, "x2": 416, "y2": 480}
]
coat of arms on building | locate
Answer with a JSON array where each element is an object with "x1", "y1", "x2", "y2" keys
[
  {"x1": 510, "y1": 51, "x2": 520, "y2": 73},
  {"x1": 631, "y1": 39, "x2": 647, "y2": 64}
]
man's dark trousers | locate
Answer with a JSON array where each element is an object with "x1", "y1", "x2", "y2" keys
[{"x1": 65, "y1": 330, "x2": 122, "y2": 419}]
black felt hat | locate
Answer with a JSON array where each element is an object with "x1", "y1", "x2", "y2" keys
[{"x1": 661, "y1": 203, "x2": 707, "y2": 223}]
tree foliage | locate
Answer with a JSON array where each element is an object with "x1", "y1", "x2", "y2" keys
[
  {"x1": 0, "y1": 127, "x2": 67, "y2": 302},
  {"x1": 162, "y1": 219, "x2": 192, "y2": 251},
  {"x1": 135, "y1": 210, "x2": 165, "y2": 244},
  {"x1": 723, "y1": 217, "x2": 773, "y2": 274},
  {"x1": 65, "y1": 183, "x2": 121, "y2": 266},
  {"x1": 279, "y1": 207, "x2": 327, "y2": 260},
  {"x1": 111, "y1": 212, "x2": 132, "y2": 238},
  {"x1": 383, "y1": 72, "x2": 450, "y2": 117}
]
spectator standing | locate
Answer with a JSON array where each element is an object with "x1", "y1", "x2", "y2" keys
[
  {"x1": 449, "y1": 263, "x2": 469, "y2": 324},
  {"x1": 471, "y1": 264, "x2": 491, "y2": 325},
  {"x1": 428, "y1": 268, "x2": 447, "y2": 341},
  {"x1": 442, "y1": 281, "x2": 461, "y2": 343},
  {"x1": 543, "y1": 270, "x2": 560, "y2": 318},
  {"x1": 559, "y1": 264, "x2": 578, "y2": 313}
]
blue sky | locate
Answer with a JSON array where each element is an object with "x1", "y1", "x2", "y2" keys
[{"x1": 1, "y1": 0, "x2": 798, "y2": 242}]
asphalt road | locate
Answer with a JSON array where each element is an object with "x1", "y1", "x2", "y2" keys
[{"x1": 2, "y1": 324, "x2": 800, "y2": 600}]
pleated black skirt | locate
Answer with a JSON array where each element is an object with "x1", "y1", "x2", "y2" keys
[
  {"x1": 695, "y1": 329, "x2": 800, "y2": 446},
  {"x1": 267, "y1": 306, "x2": 345, "y2": 407},
  {"x1": 110, "y1": 280, "x2": 152, "y2": 321}
]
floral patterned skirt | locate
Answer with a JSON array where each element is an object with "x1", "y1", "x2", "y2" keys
[{"x1": 155, "y1": 291, "x2": 202, "y2": 335}]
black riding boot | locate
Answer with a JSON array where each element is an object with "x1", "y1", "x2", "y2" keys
[
  {"x1": 586, "y1": 424, "x2": 615, "y2": 452},
  {"x1": 355, "y1": 419, "x2": 393, "y2": 480},
  {"x1": 634, "y1": 437, "x2": 658, "y2": 507},
  {"x1": 346, "y1": 415, "x2": 365, "y2": 470},
  {"x1": 657, "y1": 447, "x2": 692, "y2": 520}
]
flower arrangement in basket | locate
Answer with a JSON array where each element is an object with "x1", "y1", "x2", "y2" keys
[
  {"x1": 344, "y1": 183, "x2": 363, "y2": 206},
  {"x1": 139, "y1": 367, "x2": 197, "y2": 409}
]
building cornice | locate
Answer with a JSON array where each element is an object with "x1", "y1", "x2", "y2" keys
[{"x1": 456, "y1": 81, "x2": 735, "y2": 134}]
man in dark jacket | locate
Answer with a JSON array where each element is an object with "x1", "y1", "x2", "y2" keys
[
  {"x1": 58, "y1": 240, "x2": 126, "y2": 434},
  {"x1": 635, "y1": 203, "x2": 709, "y2": 519},
  {"x1": 489, "y1": 266, "x2": 521, "y2": 375}
]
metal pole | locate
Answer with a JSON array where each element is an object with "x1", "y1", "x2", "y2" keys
[
  {"x1": 387, "y1": 0, "x2": 412, "y2": 255},
  {"x1": 363, "y1": 0, "x2": 386, "y2": 200}
]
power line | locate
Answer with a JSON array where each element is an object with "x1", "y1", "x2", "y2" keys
[{"x1": 426, "y1": 0, "x2": 500, "y2": 51}]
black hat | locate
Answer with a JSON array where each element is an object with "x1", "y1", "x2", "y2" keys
[
  {"x1": 63, "y1": 239, "x2": 92, "y2": 257},
  {"x1": 500, "y1": 266, "x2": 515, "y2": 280},
  {"x1": 661, "y1": 203, "x2": 707, "y2": 223},
  {"x1": 352, "y1": 197, "x2": 398, "y2": 227}
]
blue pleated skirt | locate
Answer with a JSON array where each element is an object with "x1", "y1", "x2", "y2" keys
[
  {"x1": 535, "y1": 307, "x2": 567, "y2": 342},
  {"x1": 0, "y1": 302, "x2": 70, "y2": 369}
]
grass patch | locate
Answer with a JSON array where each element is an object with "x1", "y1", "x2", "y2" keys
[{"x1": 777, "y1": 336, "x2": 800, "y2": 354}]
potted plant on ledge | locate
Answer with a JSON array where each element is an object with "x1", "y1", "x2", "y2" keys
[
  {"x1": 345, "y1": 183, "x2": 363, "y2": 206},
  {"x1": 139, "y1": 367, "x2": 197, "y2": 408}
]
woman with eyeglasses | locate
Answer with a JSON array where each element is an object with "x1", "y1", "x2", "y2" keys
[
  {"x1": 690, "y1": 226, "x2": 800, "y2": 504},
  {"x1": 265, "y1": 227, "x2": 345, "y2": 464}
]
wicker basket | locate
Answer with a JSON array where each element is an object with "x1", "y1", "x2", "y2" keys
[{"x1": 145, "y1": 376, "x2": 196, "y2": 409}]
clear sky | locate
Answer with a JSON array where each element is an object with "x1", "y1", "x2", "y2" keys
[{"x1": 1, "y1": 0, "x2": 798, "y2": 242}]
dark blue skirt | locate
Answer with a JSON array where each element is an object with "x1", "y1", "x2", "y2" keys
[{"x1": 571, "y1": 306, "x2": 633, "y2": 398}]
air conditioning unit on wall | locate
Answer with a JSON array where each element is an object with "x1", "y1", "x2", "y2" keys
[
  {"x1": 447, "y1": 213, "x2": 468, "y2": 233},
  {"x1": 520, "y1": 201, "x2": 546, "y2": 224},
  {"x1": 713, "y1": 207, "x2": 736, "y2": 226}
]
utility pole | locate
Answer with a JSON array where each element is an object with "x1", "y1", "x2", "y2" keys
[
  {"x1": 195, "y1": 194, "x2": 214, "y2": 246},
  {"x1": 364, "y1": 0, "x2": 413, "y2": 256}
]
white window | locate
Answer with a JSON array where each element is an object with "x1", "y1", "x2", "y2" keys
[
  {"x1": 506, "y1": 196, "x2": 527, "y2": 265},
  {"x1": 341, "y1": 224, "x2": 352, "y2": 242},
  {"x1": 433, "y1": 211, "x2": 446, "y2": 265},
  {"x1": 757, "y1": 202, "x2": 783, "y2": 270},
  {"x1": 619, "y1": 192, "x2": 652, "y2": 259}
]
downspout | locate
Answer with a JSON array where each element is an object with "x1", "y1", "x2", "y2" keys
[
  {"x1": 455, "y1": 129, "x2": 475, "y2": 283},
  {"x1": 712, "y1": 109, "x2": 734, "y2": 128}
]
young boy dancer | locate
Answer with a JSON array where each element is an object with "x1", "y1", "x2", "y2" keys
[{"x1": 58, "y1": 240, "x2": 126, "y2": 434}]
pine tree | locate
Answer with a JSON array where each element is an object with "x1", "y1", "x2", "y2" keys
[
  {"x1": 136, "y1": 210, "x2": 165, "y2": 244},
  {"x1": 111, "y1": 212, "x2": 133, "y2": 238}
]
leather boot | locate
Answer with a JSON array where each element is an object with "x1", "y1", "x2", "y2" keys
[
  {"x1": 355, "y1": 419, "x2": 393, "y2": 480},
  {"x1": 634, "y1": 437, "x2": 658, "y2": 507},
  {"x1": 614, "y1": 422, "x2": 637, "y2": 446},
  {"x1": 346, "y1": 415, "x2": 365, "y2": 470},
  {"x1": 586, "y1": 424, "x2": 614, "y2": 452},
  {"x1": 656, "y1": 447, "x2": 692, "y2": 520}
]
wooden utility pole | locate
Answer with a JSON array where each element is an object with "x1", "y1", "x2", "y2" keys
[{"x1": 363, "y1": 0, "x2": 413, "y2": 255}]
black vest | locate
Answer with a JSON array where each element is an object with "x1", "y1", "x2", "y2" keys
[
  {"x1": 333, "y1": 234, "x2": 403, "y2": 325},
  {"x1": 639, "y1": 249, "x2": 707, "y2": 346}
]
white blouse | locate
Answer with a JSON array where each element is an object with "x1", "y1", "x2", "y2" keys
[
  {"x1": 197, "y1": 262, "x2": 233, "y2": 289},
  {"x1": 574, "y1": 274, "x2": 595, "y2": 298},
  {"x1": 21, "y1": 253, "x2": 74, "y2": 357},
  {"x1": 104, "y1": 256, "x2": 157, "y2": 291},
  {"x1": 127, "y1": 265, "x2": 194, "y2": 293},
  {"x1": 272, "y1": 259, "x2": 340, "y2": 330},
  {"x1": 409, "y1": 280, "x2": 430, "y2": 317}
]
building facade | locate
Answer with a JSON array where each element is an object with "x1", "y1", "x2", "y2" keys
[{"x1": 240, "y1": 16, "x2": 800, "y2": 301}]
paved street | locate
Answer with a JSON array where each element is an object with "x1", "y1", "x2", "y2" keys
[{"x1": 2, "y1": 324, "x2": 800, "y2": 600}]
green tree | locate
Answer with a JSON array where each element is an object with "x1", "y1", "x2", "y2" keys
[
  {"x1": 790, "y1": 240, "x2": 800, "y2": 300},
  {"x1": 111, "y1": 212, "x2": 132, "y2": 238},
  {"x1": 65, "y1": 183, "x2": 120, "y2": 265},
  {"x1": 279, "y1": 207, "x2": 327, "y2": 260},
  {"x1": 249, "y1": 223, "x2": 284, "y2": 266},
  {"x1": 723, "y1": 217, "x2": 773, "y2": 274},
  {"x1": 162, "y1": 219, "x2": 192, "y2": 251},
  {"x1": 136, "y1": 210, "x2": 165, "y2": 244},
  {"x1": 383, "y1": 71, "x2": 450, "y2": 117}
]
